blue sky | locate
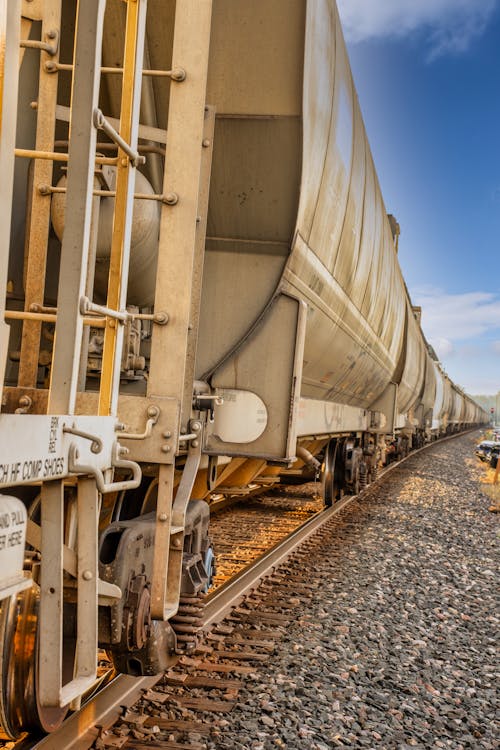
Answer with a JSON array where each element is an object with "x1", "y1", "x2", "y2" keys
[{"x1": 337, "y1": 0, "x2": 500, "y2": 395}]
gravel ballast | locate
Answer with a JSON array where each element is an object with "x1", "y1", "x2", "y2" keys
[{"x1": 208, "y1": 433, "x2": 498, "y2": 749}]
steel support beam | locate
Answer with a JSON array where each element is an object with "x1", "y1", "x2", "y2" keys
[
  {"x1": 39, "y1": 477, "x2": 99, "y2": 707},
  {"x1": 48, "y1": 0, "x2": 105, "y2": 415},
  {"x1": 148, "y1": 0, "x2": 213, "y2": 620},
  {"x1": 181, "y1": 105, "x2": 215, "y2": 427},
  {"x1": 98, "y1": 0, "x2": 148, "y2": 417},
  {"x1": 39, "y1": 479, "x2": 64, "y2": 707},
  {"x1": 18, "y1": 0, "x2": 62, "y2": 389},
  {"x1": 147, "y1": 0, "x2": 213, "y2": 418},
  {"x1": 0, "y1": 0, "x2": 21, "y2": 402}
]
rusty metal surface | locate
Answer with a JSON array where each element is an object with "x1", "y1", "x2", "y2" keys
[{"x1": 18, "y1": 0, "x2": 62, "y2": 391}]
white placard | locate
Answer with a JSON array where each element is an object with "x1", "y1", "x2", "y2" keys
[{"x1": 0, "y1": 495, "x2": 30, "y2": 598}]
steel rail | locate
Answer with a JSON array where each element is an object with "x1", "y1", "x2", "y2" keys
[
  {"x1": 28, "y1": 496, "x2": 355, "y2": 750},
  {"x1": 202, "y1": 493, "x2": 355, "y2": 629},
  {"x1": 200, "y1": 427, "x2": 475, "y2": 628},
  {"x1": 31, "y1": 674, "x2": 158, "y2": 750},
  {"x1": 22, "y1": 428, "x2": 481, "y2": 750}
]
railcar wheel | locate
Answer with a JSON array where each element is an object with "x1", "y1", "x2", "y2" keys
[
  {"x1": 0, "y1": 587, "x2": 70, "y2": 739},
  {"x1": 352, "y1": 465, "x2": 360, "y2": 495},
  {"x1": 202, "y1": 544, "x2": 216, "y2": 593},
  {"x1": 321, "y1": 441, "x2": 339, "y2": 506},
  {"x1": 321, "y1": 441, "x2": 334, "y2": 506}
]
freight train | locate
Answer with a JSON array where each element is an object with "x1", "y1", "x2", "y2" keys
[{"x1": 0, "y1": 0, "x2": 487, "y2": 738}]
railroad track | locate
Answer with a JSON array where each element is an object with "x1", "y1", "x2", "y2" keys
[
  {"x1": 9, "y1": 430, "x2": 479, "y2": 750},
  {"x1": 28, "y1": 498, "x2": 349, "y2": 750}
]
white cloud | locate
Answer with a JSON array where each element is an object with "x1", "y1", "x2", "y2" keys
[
  {"x1": 463, "y1": 373, "x2": 500, "y2": 394},
  {"x1": 414, "y1": 288, "x2": 500, "y2": 342},
  {"x1": 411, "y1": 288, "x2": 500, "y2": 394},
  {"x1": 337, "y1": 0, "x2": 497, "y2": 58},
  {"x1": 432, "y1": 337, "x2": 454, "y2": 358}
]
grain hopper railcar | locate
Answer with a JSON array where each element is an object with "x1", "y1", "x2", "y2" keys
[{"x1": 0, "y1": 0, "x2": 487, "y2": 738}]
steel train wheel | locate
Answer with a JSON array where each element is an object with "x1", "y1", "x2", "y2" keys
[
  {"x1": 0, "y1": 587, "x2": 69, "y2": 740},
  {"x1": 321, "y1": 441, "x2": 337, "y2": 506},
  {"x1": 202, "y1": 544, "x2": 216, "y2": 593},
  {"x1": 351, "y1": 464, "x2": 360, "y2": 495}
]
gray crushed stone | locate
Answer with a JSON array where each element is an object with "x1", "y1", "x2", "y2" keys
[{"x1": 208, "y1": 433, "x2": 498, "y2": 749}]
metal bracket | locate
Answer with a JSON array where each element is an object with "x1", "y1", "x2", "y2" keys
[
  {"x1": 132, "y1": 311, "x2": 169, "y2": 325},
  {"x1": 93, "y1": 108, "x2": 146, "y2": 167},
  {"x1": 68, "y1": 442, "x2": 141, "y2": 494},
  {"x1": 163, "y1": 192, "x2": 179, "y2": 205},
  {"x1": 20, "y1": 29, "x2": 59, "y2": 56},
  {"x1": 63, "y1": 424, "x2": 103, "y2": 454},
  {"x1": 150, "y1": 421, "x2": 203, "y2": 620},
  {"x1": 119, "y1": 405, "x2": 160, "y2": 441},
  {"x1": 15, "y1": 395, "x2": 33, "y2": 414},
  {"x1": 80, "y1": 296, "x2": 128, "y2": 322},
  {"x1": 171, "y1": 425, "x2": 203, "y2": 531},
  {"x1": 170, "y1": 67, "x2": 186, "y2": 82}
]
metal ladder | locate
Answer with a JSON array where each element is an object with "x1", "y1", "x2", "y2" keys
[{"x1": 2, "y1": 0, "x2": 148, "y2": 711}]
